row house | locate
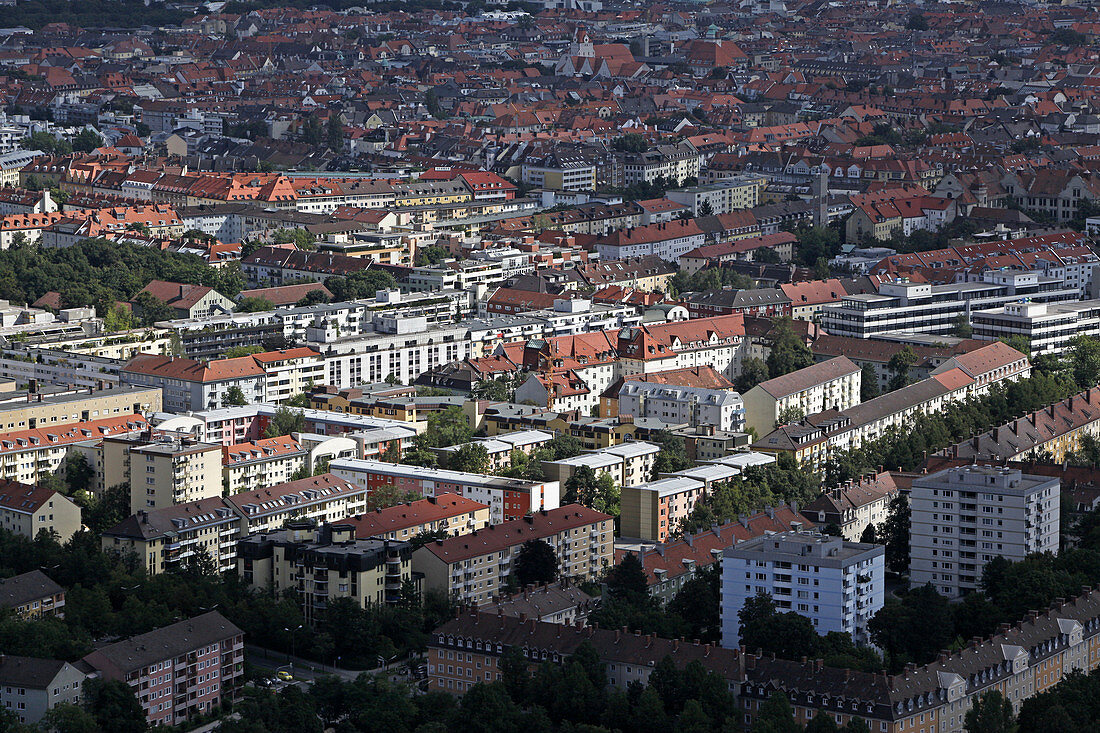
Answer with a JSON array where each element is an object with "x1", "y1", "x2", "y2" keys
[{"x1": 414, "y1": 505, "x2": 613, "y2": 606}]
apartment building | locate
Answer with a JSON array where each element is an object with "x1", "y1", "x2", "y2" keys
[
  {"x1": 742, "y1": 356, "x2": 860, "y2": 436},
  {"x1": 971, "y1": 299, "x2": 1100, "y2": 356},
  {"x1": 428, "y1": 610, "x2": 739, "y2": 695},
  {"x1": 437, "y1": 430, "x2": 555, "y2": 472},
  {"x1": 81, "y1": 612, "x2": 244, "y2": 728},
  {"x1": 910, "y1": 466, "x2": 1059, "y2": 599},
  {"x1": 820, "y1": 272, "x2": 1078, "y2": 339},
  {"x1": 0, "y1": 384, "x2": 161, "y2": 432},
  {"x1": 541, "y1": 442, "x2": 661, "y2": 489},
  {"x1": 0, "y1": 413, "x2": 147, "y2": 485},
  {"x1": 620, "y1": 476, "x2": 705, "y2": 542},
  {"x1": 102, "y1": 434, "x2": 223, "y2": 513},
  {"x1": 222, "y1": 436, "x2": 307, "y2": 495},
  {"x1": 0, "y1": 656, "x2": 86, "y2": 726},
  {"x1": 330, "y1": 458, "x2": 560, "y2": 524},
  {"x1": 617, "y1": 381, "x2": 745, "y2": 433},
  {"x1": 0, "y1": 570, "x2": 65, "y2": 619},
  {"x1": 803, "y1": 470, "x2": 901, "y2": 542},
  {"x1": 720, "y1": 530, "x2": 884, "y2": 647},
  {"x1": 435, "y1": 586, "x2": 1100, "y2": 732},
  {"x1": 238, "y1": 523, "x2": 413, "y2": 621},
  {"x1": 594, "y1": 219, "x2": 705, "y2": 263},
  {"x1": 121, "y1": 348, "x2": 324, "y2": 412},
  {"x1": 345, "y1": 493, "x2": 491, "y2": 542},
  {"x1": 224, "y1": 473, "x2": 368, "y2": 536},
  {"x1": 0, "y1": 481, "x2": 81, "y2": 542},
  {"x1": 665, "y1": 176, "x2": 765, "y2": 216},
  {"x1": 102, "y1": 474, "x2": 368, "y2": 574},
  {"x1": 413, "y1": 505, "x2": 613, "y2": 606},
  {"x1": 947, "y1": 387, "x2": 1100, "y2": 463}
]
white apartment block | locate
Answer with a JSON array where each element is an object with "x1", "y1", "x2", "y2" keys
[
  {"x1": 330, "y1": 458, "x2": 560, "y2": 524},
  {"x1": 821, "y1": 272, "x2": 1079, "y2": 340},
  {"x1": 742, "y1": 356, "x2": 860, "y2": 436},
  {"x1": 720, "y1": 530, "x2": 884, "y2": 648},
  {"x1": 617, "y1": 381, "x2": 745, "y2": 433},
  {"x1": 541, "y1": 442, "x2": 661, "y2": 489},
  {"x1": 971, "y1": 300, "x2": 1100, "y2": 356},
  {"x1": 909, "y1": 466, "x2": 1060, "y2": 599}
]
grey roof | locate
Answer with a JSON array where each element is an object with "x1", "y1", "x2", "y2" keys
[
  {"x1": 83, "y1": 612, "x2": 241, "y2": 674},
  {"x1": 0, "y1": 655, "x2": 71, "y2": 688},
  {"x1": 0, "y1": 570, "x2": 63, "y2": 610}
]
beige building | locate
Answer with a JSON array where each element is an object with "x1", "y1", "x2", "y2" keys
[
  {"x1": 413, "y1": 505, "x2": 613, "y2": 606},
  {"x1": 221, "y1": 436, "x2": 307, "y2": 495},
  {"x1": 252, "y1": 348, "x2": 326, "y2": 403},
  {"x1": 100, "y1": 435, "x2": 223, "y2": 513},
  {"x1": 541, "y1": 442, "x2": 661, "y2": 489},
  {"x1": 620, "y1": 477, "x2": 704, "y2": 542},
  {"x1": 346, "y1": 493, "x2": 491, "y2": 542},
  {"x1": 803, "y1": 471, "x2": 901, "y2": 542},
  {"x1": 225, "y1": 473, "x2": 368, "y2": 536},
  {"x1": 743, "y1": 356, "x2": 860, "y2": 435},
  {"x1": 0, "y1": 482, "x2": 81, "y2": 542},
  {"x1": 0, "y1": 385, "x2": 161, "y2": 432},
  {"x1": 238, "y1": 523, "x2": 413, "y2": 622},
  {"x1": 0, "y1": 414, "x2": 147, "y2": 486}
]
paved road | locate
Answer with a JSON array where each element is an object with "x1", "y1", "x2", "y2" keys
[{"x1": 246, "y1": 644, "x2": 421, "y2": 686}]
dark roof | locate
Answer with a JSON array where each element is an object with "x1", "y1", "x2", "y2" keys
[
  {"x1": 0, "y1": 655, "x2": 71, "y2": 688},
  {"x1": 82, "y1": 612, "x2": 241, "y2": 674},
  {"x1": 0, "y1": 570, "x2": 63, "y2": 610}
]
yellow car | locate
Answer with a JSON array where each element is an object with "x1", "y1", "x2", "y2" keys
[{"x1": 276, "y1": 670, "x2": 293, "y2": 682}]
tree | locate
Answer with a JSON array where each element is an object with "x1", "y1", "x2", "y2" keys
[
  {"x1": 805, "y1": 711, "x2": 840, "y2": 732},
  {"x1": 63, "y1": 451, "x2": 94, "y2": 495},
  {"x1": 754, "y1": 247, "x2": 782, "y2": 264},
  {"x1": 860, "y1": 363, "x2": 880, "y2": 401},
  {"x1": 752, "y1": 692, "x2": 799, "y2": 733},
  {"x1": 103, "y1": 303, "x2": 134, "y2": 331},
  {"x1": 472, "y1": 378, "x2": 511, "y2": 402},
  {"x1": 650, "y1": 431, "x2": 691, "y2": 477},
  {"x1": 698, "y1": 200, "x2": 714, "y2": 217},
  {"x1": 83, "y1": 482, "x2": 131, "y2": 534},
  {"x1": 40, "y1": 704, "x2": 98, "y2": 733},
  {"x1": 737, "y1": 357, "x2": 770, "y2": 393},
  {"x1": 225, "y1": 385, "x2": 247, "y2": 407},
  {"x1": 953, "y1": 314, "x2": 973, "y2": 338},
  {"x1": 906, "y1": 13, "x2": 929, "y2": 31},
  {"x1": 965, "y1": 690, "x2": 1017, "y2": 733},
  {"x1": 604, "y1": 552, "x2": 649, "y2": 604},
  {"x1": 666, "y1": 565, "x2": 720, "y2": 643},
  {"x1": 264, "y1": 406, "x2": 305, "y2": 438},
  {"x1": 447, "y1": 443, "x2": 490, "y2": 474},
  {"x1": 325, "y1": 113, "x2": 344, "y2": 152},
  {"x1": 513, "y1": 539, "x2": 557, "y2": 587},
  {"x1": 859, "y1": 523, "x2": 877, "y2": 544},
  {"x1": 886, "y1": 346, "x2": 917, "y2": 392},
  {"x1": 766, "y1": 318, "x2": 813, "y2": 379},
  {"x1": 563, "y1": 465, "x2": 599, "y2": 506},
  {"x1": 793, "y1": 226, "x2": 840, "y2": 267},
  {"x1": 236, "y1": 296, "x2": 274, "y2": 312},
  {"x1": 738, "y1": 592, "x2": 817, "y2": 660},
  {"x1": 273, "y1": 227, "x2": 316, "y2": 250},
  {"x1": 301, "y1": 113, "x2": 323, "y2": 147},
  {"x1": 72, "y1": 128, "x2": 103, "y2": 153},
  {"x1": 775, "y1": 405, "x2": 804, "y2": 427},
  {"x1": 879, "y1": 494, "x2": 910, "y2": 573},
  {"x1": 131, "y1": 291, "x2": 175, "y2": 325},
  {"x1": 84, "y1": 678, "x2": 146, "y2": 733},
  {"x1": 1067, "y1": 335, "x2": 1100, "y2": 389},
  {"x1": 611, "y1": 133, "x2": 648, "y2": 153},
  {"x1": 26, "y1": 131, "x2": 71, "y2": 155}
]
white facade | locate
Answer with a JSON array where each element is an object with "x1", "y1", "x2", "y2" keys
[
  {"x1": 971, "y1": 300, "x2": 1100, "y2": 356},
  {"x1": 821, "y1": 272, "x2": 1080, "y2": 339},
  {"x1": 720, "y1": 530, "x2": 884, "y2": 648},
  {"x1": 617, "y1": 381, "x2": 745, "y2": 432},
  {"x1": 910, "y1": 466, "x2": 1060, "y2": 599}
]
